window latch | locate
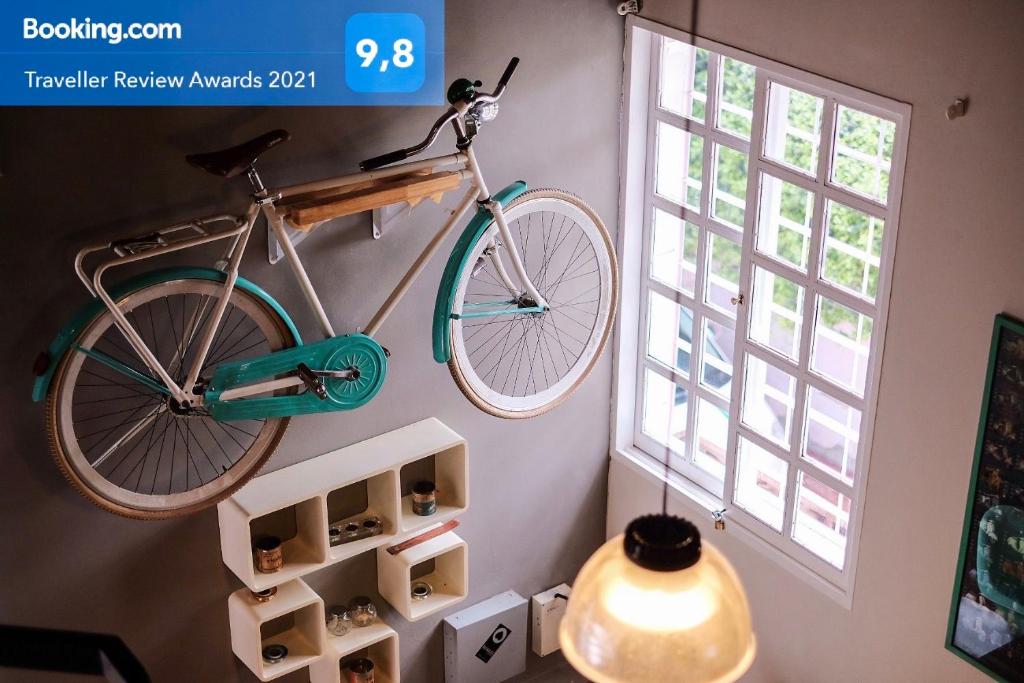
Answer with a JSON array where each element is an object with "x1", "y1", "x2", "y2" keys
[
  {"x1": 712, "y1": 509, "x2": 727, "y2": 531},
  {"x1": 730, "y1": 294, "x2": 745, "y2": 306}
]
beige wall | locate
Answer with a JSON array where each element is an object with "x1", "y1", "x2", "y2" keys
[{"x1": 607, "y1": 1, "x2": 1024, "y2": 681}]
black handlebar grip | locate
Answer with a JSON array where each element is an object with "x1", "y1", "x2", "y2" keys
[
  {"x1": 498, "y1": 57, "x2": 520, "y2": 88},
  {"x1": 359, "y1": 148, "x2": 409, "y2": 171}
]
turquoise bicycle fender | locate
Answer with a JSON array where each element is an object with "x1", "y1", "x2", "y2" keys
[
  {"x1": 431, "y1": 180, "x2": 529, "y2": 363},
  {"x1": 31, "y1": 267, "x2": 302, "y2": 402}
]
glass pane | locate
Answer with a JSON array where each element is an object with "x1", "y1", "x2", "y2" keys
[
  {"x1": 755, "y1": 173, "x2": 813, "y2": 272},
  {"x1": 700, "y1": 318, "x2": 735, "y2": 398},
  {"x1": 793, "y1": 471, "x2": 850, "y2": 569},
  {"x1": 741, "y1": 354, "x2": 797, "y2": 448},
  {"x1": 748, "y1": 266, "x2": 804, "y2": 361},
  {"x1": 831, "y1": 104, "x2": 895, "y2": 204},
  {"x1": 717, "y1": 57, "x2": 756, "y2": 140},
  {"x1": 822, "y1": 201, "x2": 885, "y2": 303},
  {"x1": 659, "y1": 38, "x2": 709, "y2": 123},
  {"x1": 764, "y1": 82, "x2": 823, "y2": 176},
  {"x1": 647, "y1": 290, "x2": 694, "y2": 377},
  {"x1": 704, "y1": 233, "x2": 742, "y2": 317},
  {"x1": 810, "y1": 296, "x2": 872, "y2": 396},
  {"x1": 803, "y1": 386, "x2": 862, "y2": 484},
  {"x1": 712, "y1": 145, "x2": 748, "y2": 229},
  {"x1": 651, "y1": 209, "x2": 699, "y2": 296},
  {"x1": 734, "y1": 437, "x2": 788, "y2": 531},
  {"x1": 642, "y1": 369, "x2": 689, "y2": 456},
  {"x1": 656, "y1": 122, "x2": 704, "y2": 210},
  {"x1": 694, "y1": 397, "x2": 728, "y2": 483}
]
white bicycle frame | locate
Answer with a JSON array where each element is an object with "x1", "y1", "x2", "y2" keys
[{"x1": 73, "y1": 108, "x2": 546, "y2": 408}]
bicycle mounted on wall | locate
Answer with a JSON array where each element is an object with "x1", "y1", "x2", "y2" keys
[{"x1": 32, "y1": 58, "x2": 619, "y2": 519}]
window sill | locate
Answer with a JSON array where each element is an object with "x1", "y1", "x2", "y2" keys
[{"x1": 610, "y1": 446, "x2": 854, "y2": 609}]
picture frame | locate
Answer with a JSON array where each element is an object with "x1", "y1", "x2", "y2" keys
[{"x1": 946, "y1": 313, "x2": 1024, "y2": 682}]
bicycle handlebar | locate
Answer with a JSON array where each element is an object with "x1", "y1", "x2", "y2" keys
[
  {"x1": 359, "y1": 108, "x2": 458, "y2": 171},
  {"x1": 494, "y1": 57, "x2": 520, "y2": 98},
  {"x1": 359, "y1": 57, "x2": 520, "y2": 172}
]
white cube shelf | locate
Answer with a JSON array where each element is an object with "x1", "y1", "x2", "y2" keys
[
  {"x1": 228, "y1": 579, "x2": 326, "y2": 681},
  {"x1": 310, "y1": 622, "x2": 400, "y2": 683},
  {"x1": 218, "y1": 418, "x2": 468, "y2": 591},
  {"x1": 398, "y1": 445, "x2": 468, "y2": 534},
  {"x1": 327, "y1": 469, "x2": 399, "y2": 563},
  {"x1": 378, "y1": 530, "x2": 469, "y2": 622}
]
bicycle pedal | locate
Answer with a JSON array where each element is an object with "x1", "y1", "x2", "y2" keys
[{"x1": 295, "y1": 362, "x2": 328, "y2": 400}]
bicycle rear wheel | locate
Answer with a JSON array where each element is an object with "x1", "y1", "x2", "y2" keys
[
  {"x1": 47, "y1": 278, "x2": 296, "y2": 519},
  {"x1": 448, "y1": 189, "x2": 618, "y2": 418}
]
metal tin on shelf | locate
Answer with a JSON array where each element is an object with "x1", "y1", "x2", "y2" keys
[
  {"x1": 411, "y1": 480, "x2": 438, "y2": 516},
  {"x1": 262, "y1": 643, "x2": 288, "y2": 664},
  {"x1": 253, "y1": 536, "x2": 284, "y2": 573},
  {"x1": 345, "y1": 657, "x2": 375, "y2": 683},
  {"x1": 411, "y1": 581, "x2": 433, "y2": 600}
]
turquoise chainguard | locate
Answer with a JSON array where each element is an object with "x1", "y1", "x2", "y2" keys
[
  {"x1": 205, "y1": 333, "x2": 387, "y2": 421},
  {"x1": 431, "y1": 180, "x2": 529, "y2": 363},
  {"x1": 32, "y1": 267, "x2": 302, "y2": 402}
]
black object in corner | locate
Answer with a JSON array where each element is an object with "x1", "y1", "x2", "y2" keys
[{"x1": 0, "y1": 624, "x2": 150, "y2": 683}]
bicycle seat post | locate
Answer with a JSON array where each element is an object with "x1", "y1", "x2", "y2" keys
[{"x1": 246, "y1": 165, "x2": 267, "y2": 198}]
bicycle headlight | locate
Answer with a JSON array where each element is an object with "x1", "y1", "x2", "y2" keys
[{"x1": 474, "y1": 102, "x2": 499, "y2": 122}]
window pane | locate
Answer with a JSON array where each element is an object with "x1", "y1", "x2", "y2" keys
[
  {"x1": 755, "y1": 173, "x2": 813, "y2": 272},
  {"x1": 749, "y1": 266, "x2": 804, "y2": 361},
  {"x1": 793, "y1": 471, "x2": 850, "y2": 569},
  {"x1": 803, "y1": 386, "x2": 862, "y2": 484},
  {"x1": 700, "y1": 318, "x2": 735, "y2": 398},
  {"x1": 712, "y1": 145, "x2": 748, "y2": 229},
  {"x1": 705, "y1": 233, "x2": 742, "y2": 317},
  {"x1": 734, "y1": 437, "x2": 788, "y2": 531},
  {"x1": 694, "y1": 397, "x2": 728, "y2": 482},
  {"x1": 647, "y1": 290, "x2": 694, "y2": 377},
  {"x1": 741, "y1": 354, "x2": 797, "y2": 448},
  {"x1": 764, "y1": 82, "x2": 823, "y2": 176},
  {"x1": 830, "y1": 104, "x2": 895, "y2": 204},
  {"x1": 822, "y1": 201, "x2": 884, "y2": 302},
  {"x1": 656, "y1": 122, "x2": 704, "y2": 210},
  {"x1": 717, "y1": 57, "x2": 756, "y2": 140},
  {"x1": 810, "y1": 296, "x2": 872, "y2": 396},
  {"x1": 651, "y1": 209, "x2": 699, "y2": 296},
  {"x1": 642, "y1": 369, "x2": 689, "y2": 455},
  {"x1": 659, "y1": 38, "x2": 709, "y2": 123}
]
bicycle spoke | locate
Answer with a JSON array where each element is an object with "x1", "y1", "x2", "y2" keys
[{"x1": 59, "y1": 282, "x2": 291, "y2": 509}]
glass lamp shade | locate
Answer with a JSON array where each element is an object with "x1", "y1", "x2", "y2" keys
[{"x1": 559, "y1": 517, "x2": 756, "y2": 683}]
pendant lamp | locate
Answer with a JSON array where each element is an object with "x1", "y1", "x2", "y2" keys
[{"x1": 559, "y1": 514, "x2": 756, "y2": 683}]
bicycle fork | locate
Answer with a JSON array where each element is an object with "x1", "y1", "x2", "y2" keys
[{"x1": 462, "y1": 139, "x2": 548, "y2": 311}]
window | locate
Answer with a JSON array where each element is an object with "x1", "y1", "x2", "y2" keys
[{"x1": 617, "y1": 18, "x2": 909, "y2": 599}]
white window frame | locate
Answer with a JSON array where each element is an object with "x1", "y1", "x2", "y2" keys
[{"x1": 611, "y1": 15, "x2": 911, "y2": 607}]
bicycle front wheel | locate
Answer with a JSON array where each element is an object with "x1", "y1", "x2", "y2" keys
[
  {"x1": 47, "y1": 278, "x2": 296, "y2": 519},
  {"x1": 448, "y1": 189, "x2": 618, "y2": 418}
]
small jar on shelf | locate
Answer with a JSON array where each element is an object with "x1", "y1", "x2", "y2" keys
[{"x1": 348, "y1": 596, "x2": 378, "y2": 627}]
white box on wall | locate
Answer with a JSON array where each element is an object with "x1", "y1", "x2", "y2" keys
[{"x1": 443, "y1": 591, "x2": 527, "y2": 683}]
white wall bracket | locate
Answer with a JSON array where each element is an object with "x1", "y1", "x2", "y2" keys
[{"x1": 267, "y1": 202, "x2": 411, "y2": 263}]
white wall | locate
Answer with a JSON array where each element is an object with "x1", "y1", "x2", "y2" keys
[{"x1": 607, "y1": 1, "x2": 1024, "y2": 681}]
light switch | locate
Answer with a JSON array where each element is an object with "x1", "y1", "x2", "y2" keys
[{"x1": 531, "y1": 583, "x2": 571, "y2": 656}]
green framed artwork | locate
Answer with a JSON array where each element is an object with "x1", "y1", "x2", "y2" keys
[{"x1": 947, "y1": 314, "x2": 1024, "y2": 682}]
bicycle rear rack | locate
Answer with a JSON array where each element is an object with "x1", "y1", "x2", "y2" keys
[{"x1": 74, "y1": 214, "x2": 248, "y2": 297}]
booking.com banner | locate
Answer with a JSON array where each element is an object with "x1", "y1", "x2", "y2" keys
[{"x1": 0, "y1": 0, "x2": 444, "y2": 105}]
